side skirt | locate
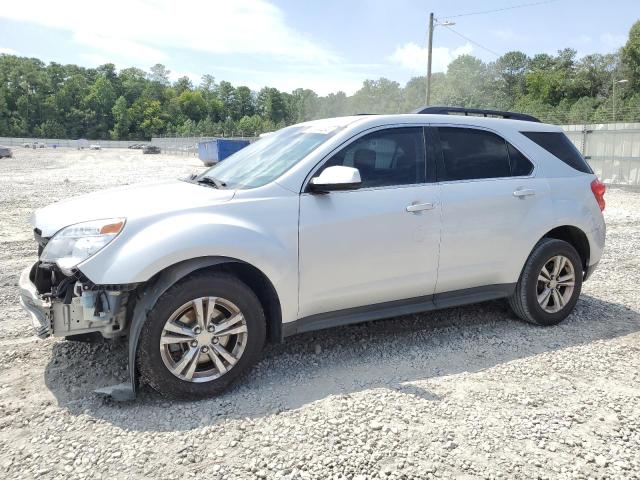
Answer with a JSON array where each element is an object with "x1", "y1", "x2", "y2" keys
[{"x1": 284, "y1": 283, "x2": 516, "y2": 337}]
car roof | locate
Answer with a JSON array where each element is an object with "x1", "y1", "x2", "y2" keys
[{"x1": 297, "y1": 113, "x2": 562, "y2": 133}]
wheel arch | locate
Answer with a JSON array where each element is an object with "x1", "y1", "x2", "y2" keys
[
  {"x1": 541, "y1": 225, "x2": 590, "y2": 271},
  {"x1": 141, "y1": 256, "x2": 284, "y2": 344},
  {"x1": 125, "y1": 256, "x2": 284, "y2": 399}
]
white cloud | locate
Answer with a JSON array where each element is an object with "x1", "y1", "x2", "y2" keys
[
  {"x1": 0, "y1": 46, "x2": 18, "y2": 55},
  {"x1": 0, "y1": 0, "x2": 339, "y2": 64},
  {"x1": 73, "y1": 32, "x2": 168, "y2": 64},
  {"x1": 390, "y1": 42, "x2": 473, "y2": 74}
]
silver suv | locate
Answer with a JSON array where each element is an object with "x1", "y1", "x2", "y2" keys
[{"x1": 19, "y1": 107, "x2": 606, "y2": 400}]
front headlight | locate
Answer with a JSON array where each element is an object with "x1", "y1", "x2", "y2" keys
[{"x1": 40, "y1": 218, "x2": 125, "y2": 274}]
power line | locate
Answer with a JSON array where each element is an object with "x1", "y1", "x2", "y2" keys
[
  {"x1": 442, "y1": 0, "x2": 558, "y2": 19},
  {"x1": 442, "y1": 25, "x2": 501, "y2": 57}
]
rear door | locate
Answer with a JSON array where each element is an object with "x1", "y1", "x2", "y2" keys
[{"x1": 432, "y1": 125, "x2": 550, "y2": 294}]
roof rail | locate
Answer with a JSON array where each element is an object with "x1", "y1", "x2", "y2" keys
[{"x1": 412, "y1": 106, "x2": 540, "y2": 123}]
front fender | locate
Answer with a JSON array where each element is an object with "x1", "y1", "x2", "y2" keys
[
  {"x1": 79, "y1": 204, "x2": 299, "y2": 324},
  {"x1": 95, "y1": 256, "x2": 242, "y2": 401}
]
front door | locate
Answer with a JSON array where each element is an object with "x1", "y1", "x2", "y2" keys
[{"x1": 298, "y1": 126, "x2": 441, "y2": 319}]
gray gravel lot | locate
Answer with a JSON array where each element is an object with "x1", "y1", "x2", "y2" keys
[{"x1": 0, "y1": 148, "x2": 639, "y2": 479}]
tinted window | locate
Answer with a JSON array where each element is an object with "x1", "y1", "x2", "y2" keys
[
  {"x1": 322, "y1": 128, "x2": 426, "y2": 188},
  {"x1": 521, "y1": 131, "x2": 592, "y2": 174},
  {"x1": 507, "y1": 143, "x2": 534, "y2": 176},
  {"x1": 437, "y1": 128, "x2": 510, "y2": 181}
]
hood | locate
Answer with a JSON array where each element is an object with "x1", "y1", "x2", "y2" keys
[{"x1": 31, "y1": 180, "x2": 235, "y2": 237}]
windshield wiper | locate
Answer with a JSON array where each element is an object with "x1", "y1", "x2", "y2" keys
[{"x1": 196, "y1": 176, "x2": 226, "y2": 189}]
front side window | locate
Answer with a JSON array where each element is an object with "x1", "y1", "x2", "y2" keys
[
  {"x1": 200, "y1": 124, "x2": 342, "y2": 189},
  {"x1": 320, "y1": 127, "x2": 426, "y2": 188}
]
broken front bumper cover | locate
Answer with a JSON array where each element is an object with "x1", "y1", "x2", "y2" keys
[
  {"x1": 19, "y1": 266, "x2": 52, "y2": 338},
  {"x1": 19, "y1": 262, "x2": 130, "y2": 340}
]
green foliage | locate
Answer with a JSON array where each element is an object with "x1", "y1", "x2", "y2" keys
[
  {"x1": 0, "y1": 19, "x2": 639, "y2": 140},
  {"x1": 110, "y1": 96, "x2": 130, "y2": 140},
  {"x1": 622, "y1": 21, "x2": 640, "y2": 90}
]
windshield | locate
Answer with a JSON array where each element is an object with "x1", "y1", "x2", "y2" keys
[{"x1": 199, "y1": 124, "x2": 341, "y2": 189}]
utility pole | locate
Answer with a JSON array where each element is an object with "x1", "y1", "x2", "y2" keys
[
  {"x1": 425, "y1": 13, "x2": 454, "y2": 106},
  {"x1": 426, "y1": 12, "x2": 434, "y2": 106}
]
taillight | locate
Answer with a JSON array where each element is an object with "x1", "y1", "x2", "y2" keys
[{"x1": 591, "y1": 179, "x2": 606, "y2": 211}]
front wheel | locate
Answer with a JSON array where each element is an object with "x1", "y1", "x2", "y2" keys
[
  {"x1": 137, "y1": 272, "x2": 266, "y2": 399},
  {"x1": 509, "y1": 238, "x2": 583, "y2": 326}
]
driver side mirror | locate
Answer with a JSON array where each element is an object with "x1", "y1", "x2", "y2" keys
[{"x1": 309, "y1": 166, "x2": 361, "y2": 193}]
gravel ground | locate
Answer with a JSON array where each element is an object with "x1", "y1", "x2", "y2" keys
[{"x1": 0, "y1": 148, "x2": 639, "y2": 480}]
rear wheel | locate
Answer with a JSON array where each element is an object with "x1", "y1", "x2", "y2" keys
[
  {"x1": 509, "y1": 238, "x2": 583, "y2": 326},
  {"x1": 137, "y1": 272, "x2": 266, "y2": 399}
]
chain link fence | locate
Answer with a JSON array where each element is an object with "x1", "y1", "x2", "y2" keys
[
  {"x1": 521, "y1": 105, "x2": 640, "y2": 126},
  {"x1": 150, "y1": 133, "x2": 259, "y2": 156}
]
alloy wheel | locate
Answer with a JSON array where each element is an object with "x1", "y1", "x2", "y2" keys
[
  {"x1": 159, "y1": 297, "x2": 248, "y2": 382},
  {"x1": 536, "y1": 255, "x2": 576, "y2": 313}
]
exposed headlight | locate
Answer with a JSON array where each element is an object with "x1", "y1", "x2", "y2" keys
[{"x1": 40, "y1": 218, "x2": 125, "y2": 274}]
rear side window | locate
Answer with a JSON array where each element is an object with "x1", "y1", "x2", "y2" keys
[
  {"x1": 437, "y1": 128, "x2": 511, "y2": 181},
  {"x1": 521, "y1": 131, "x2": 592, "y2": 174},
  {"x1": 507, "y1": 143, "x2": 534, "y2": 176}
]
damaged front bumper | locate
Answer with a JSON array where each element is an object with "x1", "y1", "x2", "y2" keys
[
  {"x1": 19, "y1": 263, "x2": 130, "y2": 340},
  {"x1": 19, "y1": 265, "x2": 52, "y2": 338},
  {"x1": 19, "y1": 262, "x2": 137, "y2": 401}
]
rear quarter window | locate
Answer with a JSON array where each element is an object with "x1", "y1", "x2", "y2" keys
[{"x1": 521, "y1": 131, "x2": 592, "y2": 174}]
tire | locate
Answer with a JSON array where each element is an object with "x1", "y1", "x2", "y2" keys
[
  {"x1": 137, "y1": 272, "x2": 266, "y2": 399},
  {"x1": 509, "y1": 238, "x2": 583, "y2": 326}
]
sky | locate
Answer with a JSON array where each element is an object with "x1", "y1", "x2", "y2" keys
[{"x1": 0, "y1": 0, "x2": 636, "y2": 95}]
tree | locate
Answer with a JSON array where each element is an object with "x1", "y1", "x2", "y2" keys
[
  {"x1": 234, "y1": 86, "x2": 255, "y2": 119},
  {"x1": 149, "y1": 64, "x2": 170, "y2": 85},
  {"x1": 217, "y1": 81, "x2": 236, "y2": 119},
  {"x1": 119, "y1": 67, "x2": 147, "y2": 104},
  {"x1": 111, "y1": 96, "x2": 130, "y2": 139},
  {"x1": 256, "y1": 87, "x2": 287, "y2": 123},
  {"x1": 493, "y1": 51, "x2": 529, "y2": 108},
  {"x1": 84, "y1": 74, "x2": 117, "y2": 138},
  {"x1": 439, "y1": 56, "x2": 491, "y2": 107},
  {"x1": 568, "y1": 97, "x2": 598, "y2": 123},
  {"x1": 174, "y1": 76, "x2": 193, "y2": 95},
  {"x1": 621, "y1": 20, "x2": 640, "y2": 90},
  {"x1": 138, "y1": 99, "x2": 166, "y2": 138},
  {"x1": 237, "y1": 115, "x2": 263, "y2": 136},
  {"x1": 574, "y1": 54, "x2": 617, "y2": 99},
  {"x1": 176, "y1": 90, "x2": 207, "y2": 122},
  {"x1": 289, "y1": 88, "x2": 318, "y2": 122},
  {"x1": 35, "y1": 119, "x2": 66, "y2": 138}
]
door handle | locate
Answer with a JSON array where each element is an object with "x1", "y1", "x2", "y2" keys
[
  {"x1": 513, "y1": 188, "x2": 535, "y2": 198},
  {"x1": 406, "y1": 202, "x2": 435, "y2": 213}
]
